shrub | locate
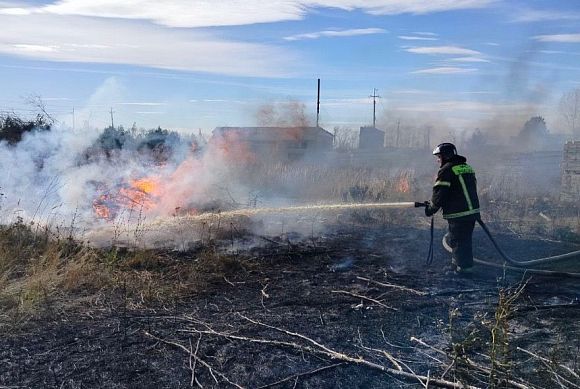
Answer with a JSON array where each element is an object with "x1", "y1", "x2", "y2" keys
[{"x1": 0, "y1": 114, "x2": 51, "y2": 145}]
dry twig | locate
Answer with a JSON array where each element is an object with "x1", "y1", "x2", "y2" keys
[
  {"x1": 356, "y1": 276, "x2": 427, "y2": 296},
  {"x1": 411, "y1": 337, "x2": 531, "y2": 389},
  {"x1": 189, "y1": 335, "x2": 203, "y2": 387},
  {"x1": 331, "y1": 290, "x2": 398, "y2": 311},
  {"x1": 255, "y1": 363, "x2": 345, "y2": 389},
  {"x1": 237, "y1": 314, "x2": 478, "y2": 389},
  {"x1": 517, "y1": 347, "x2": 580, "y2": 389},
  {"x1": 144, "y1": 331, "x2": 245, "y2": 389}
]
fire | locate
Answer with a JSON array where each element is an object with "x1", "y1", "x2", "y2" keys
[
  {"x1": 92, "y1": 177, "x2": 162, "y2": 220},
  {"x1": 131, "y1": 177, "x2": 159, "y2": 194},
  {"x1": 395, "y1": 173, "x2": 411, "y2": 193},
  {"x1": 92, "y1": 133, "x2": 247, "y2": 221},
  {"x1": 93, "y1": 194, "x2": 113, "y2": 219}
]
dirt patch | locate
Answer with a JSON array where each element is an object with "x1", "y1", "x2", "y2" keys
[{"x1": 1, "y1": 225, "x2": 579, "y2": 388}]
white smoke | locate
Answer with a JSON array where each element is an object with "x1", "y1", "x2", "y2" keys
[{"x1": 0, "y1": 95, "x2": 245, "y2": 241}]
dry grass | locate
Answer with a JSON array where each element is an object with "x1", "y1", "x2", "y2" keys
[
  {"x1": 0, "y1": 220, "x2": 111, "y2": 319},
  {"x1": 237, "y1": 162, "x2": 580, "y2": 242},
  {"x1": 0, "y1": 162, "x2": 578, "y2": 330},
  {"x1": 0, "y1": 220, "x2": 248, "y2": 328},
  {"x1": 244, "y1": 163, "x2": 426, "y2": 203}
]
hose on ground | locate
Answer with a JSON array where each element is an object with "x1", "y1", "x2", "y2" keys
[
  {"x1": 476, "y1": 217, "x2": 580, "y2": 266},
  {"x1": 439, "y1": 217, "x2": 580, "y2": 278}
]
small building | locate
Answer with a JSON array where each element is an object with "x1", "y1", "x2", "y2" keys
[
  {"x1": 212, "y1": 126, "x2": 333, "y2": 162},
  {"x1": 358, "y1": 126, "x2": 384, "y2": 150},
  {"x1": 561, "y1": 140, "x2": 580, "y2": 202}
]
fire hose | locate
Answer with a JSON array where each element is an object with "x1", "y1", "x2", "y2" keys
[
  {"x1": 181, "y1": 201, "x2": 579, "y2": 276},
  {"x1": 413, "y1": 202, "x2": 580, "y2": 278}
]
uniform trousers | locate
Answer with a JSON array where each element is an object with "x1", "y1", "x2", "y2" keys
[{"x1": 446, "y1": 217, "x2": 476, "y2": 268}]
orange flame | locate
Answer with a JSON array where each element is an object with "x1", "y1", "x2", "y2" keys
[
  {"x1": 131, "y1": 177, "x2": 159, "y2": 194},
  {"x1": 93, "y1": 177, "x2": 162, "y2": 220},
  {"x1": 93, "y1": 194, "x2": 113, "y2": 219},
  {"x1": 396, "y1": 174, "x2": 411, "y2": 193}
]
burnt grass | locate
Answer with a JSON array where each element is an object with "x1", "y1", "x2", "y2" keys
[{"x1": 1, "y1": 223, "x2": 579, "y2": 388}]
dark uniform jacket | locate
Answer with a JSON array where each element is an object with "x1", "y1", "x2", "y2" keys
[{"x1": 429, "y1": 155, "x2": 480, "y2": 219}]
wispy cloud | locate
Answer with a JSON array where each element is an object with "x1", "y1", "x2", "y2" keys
[
  {"x1": 398, "y1": 35, "x2": 437, "y2": 41},
  {"x1": 43, "y1": 97, "x2": 72, "y2": 101},
  {"x1": 406, "y1": 46, "x2": 481, "y2": 55},
  {"x1": 0, "y1": 13, "x2": 298, "y2": 77},
  {"x1": 284, "y1": 28, "x2": 387, "y2": 41},
  {"x1": 189, "y1": 99, "x2": 252, "y2": 104},
  {"x1": 533, "y1": 34, "x2": 580, "y2": 43},
  {"x1": 411, "y1": 67, "x2": 477, "y2": 74},
  {"x1": 118, "y1": 102, "x2": 168, "y2": 106},
  {"x1": 0, "y1": 7, "x2": 30, "y2": 15},
  {"x1": 512, "y1": 8, "x2": 580, "y2": 23},
  {"x1": 350, "y1": 0, "x2": 497, "y2": 16},
  {"x1": 391, "y1": 89, "x2": 435, "y2": 95},
  {"x1": 537, "y1": 50, "x2": 580, "y2": 56},
  {"x1": 449, "y1": 56, "x2": 490, "y2": 63},
  {"x1": 458, "y1": 91, "x2": 498, "y2": 95},
  {"x1": 538, "y1": 50, "x2": 565, "y2": 54},
  {"x1": 0, "y1": 0, "x2": 498, "y2": 28},
  {"x1": 12, "y1": 44, "x2": 58, "y2": 53},
  {"x1": 413, "y1": 32, "x2": 438, "y2": 36}
]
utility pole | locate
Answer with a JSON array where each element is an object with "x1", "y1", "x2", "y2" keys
[
  {"x1": 370, "y1": 88, "x2": 380, "y2": 128},
  {"x1": 109, "y1": 107, "x2": 115, "y2": 129},
  {"x1": 316, "y1": 78, "x2": 321, "y2": 128}
]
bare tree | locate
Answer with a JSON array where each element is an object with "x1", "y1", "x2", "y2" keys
[
  {"x1": 333, "y1": 126, "x2": 358, "y2": 151},
  {"x1": 559, "y1": 88, "x2": 580, "y2": 138},
  {"x1": 25, "y1": 94, "x2": 56, "y2": 125}
]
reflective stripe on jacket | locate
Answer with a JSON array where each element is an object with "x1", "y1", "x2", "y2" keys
[{"x1": 431, "y1": 155, "x2": 480, "y2": 219}]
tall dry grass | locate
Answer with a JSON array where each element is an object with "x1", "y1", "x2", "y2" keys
[
  {"x1": 0, "y1": 218, "x2": 248, "y2": 328},
  {"x1": 0, "y1": 218, "x2": 111, "y2": 318},
  {"x1": 242, "y1": 163, "x2": 428, "y2": 203}
]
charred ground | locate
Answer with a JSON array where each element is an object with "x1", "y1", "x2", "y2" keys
[{"x1": 1, "y1": 221, "x2": 579, "y2": 389}]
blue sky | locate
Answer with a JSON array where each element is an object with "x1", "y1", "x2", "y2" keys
[{"x1": 1, "y1": 0, "x2": 580, "y2": 134}]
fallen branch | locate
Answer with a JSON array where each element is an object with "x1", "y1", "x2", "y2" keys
[
  {"x1": 355, "y1": 329, "x2": 403, "y2": 372},
  {"x1": 356, "y1": 276, "x2": 427, "y2": 296},
  {"x1": 517, "y1": 347, "x2": 580, "y2": 388},
  {"x1": 331, "y1": 290, "x2": 398, "y2": 311},
  {"x1": 411, "y1": 337, "x2": 531, "y2": 389},
  {"x1": 223, "y1": 276, "x2": 236, "y2": 286},
  {"x1": 237, "y1": 314, "x2": 478, "y2": 389},
  {"x1": 355, "y1": 331, "x2": 427, "y2": 388},
  {"x1": 517, "y1": 347, "x2": 579, "y2": 380},
  {"x1": 256, "y1": 363, "x2": 345, "y2": 389},
  {"x1": 144, "y1": 331, "x2": 245, "y2": 389},
  {"x1": 189, "y1": 335, "x2": 203, "y2": 388}
]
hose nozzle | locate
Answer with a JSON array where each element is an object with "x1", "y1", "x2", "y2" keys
[{"x1": 414, "y1": 201, "x2": 429, "y2": 208}]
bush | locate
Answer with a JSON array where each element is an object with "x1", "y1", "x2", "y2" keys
[{"x1": 0, "y1": 114, "x2": 51, "y2": 145}]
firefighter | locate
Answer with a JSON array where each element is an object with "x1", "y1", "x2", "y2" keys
[{"x1": 425, "y1": 143, "x2": 480, "y2": 273}]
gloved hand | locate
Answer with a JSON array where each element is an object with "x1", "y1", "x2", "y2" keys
[{"x1": 424, "y1": 201, "x2": 437, "y2": 217}]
